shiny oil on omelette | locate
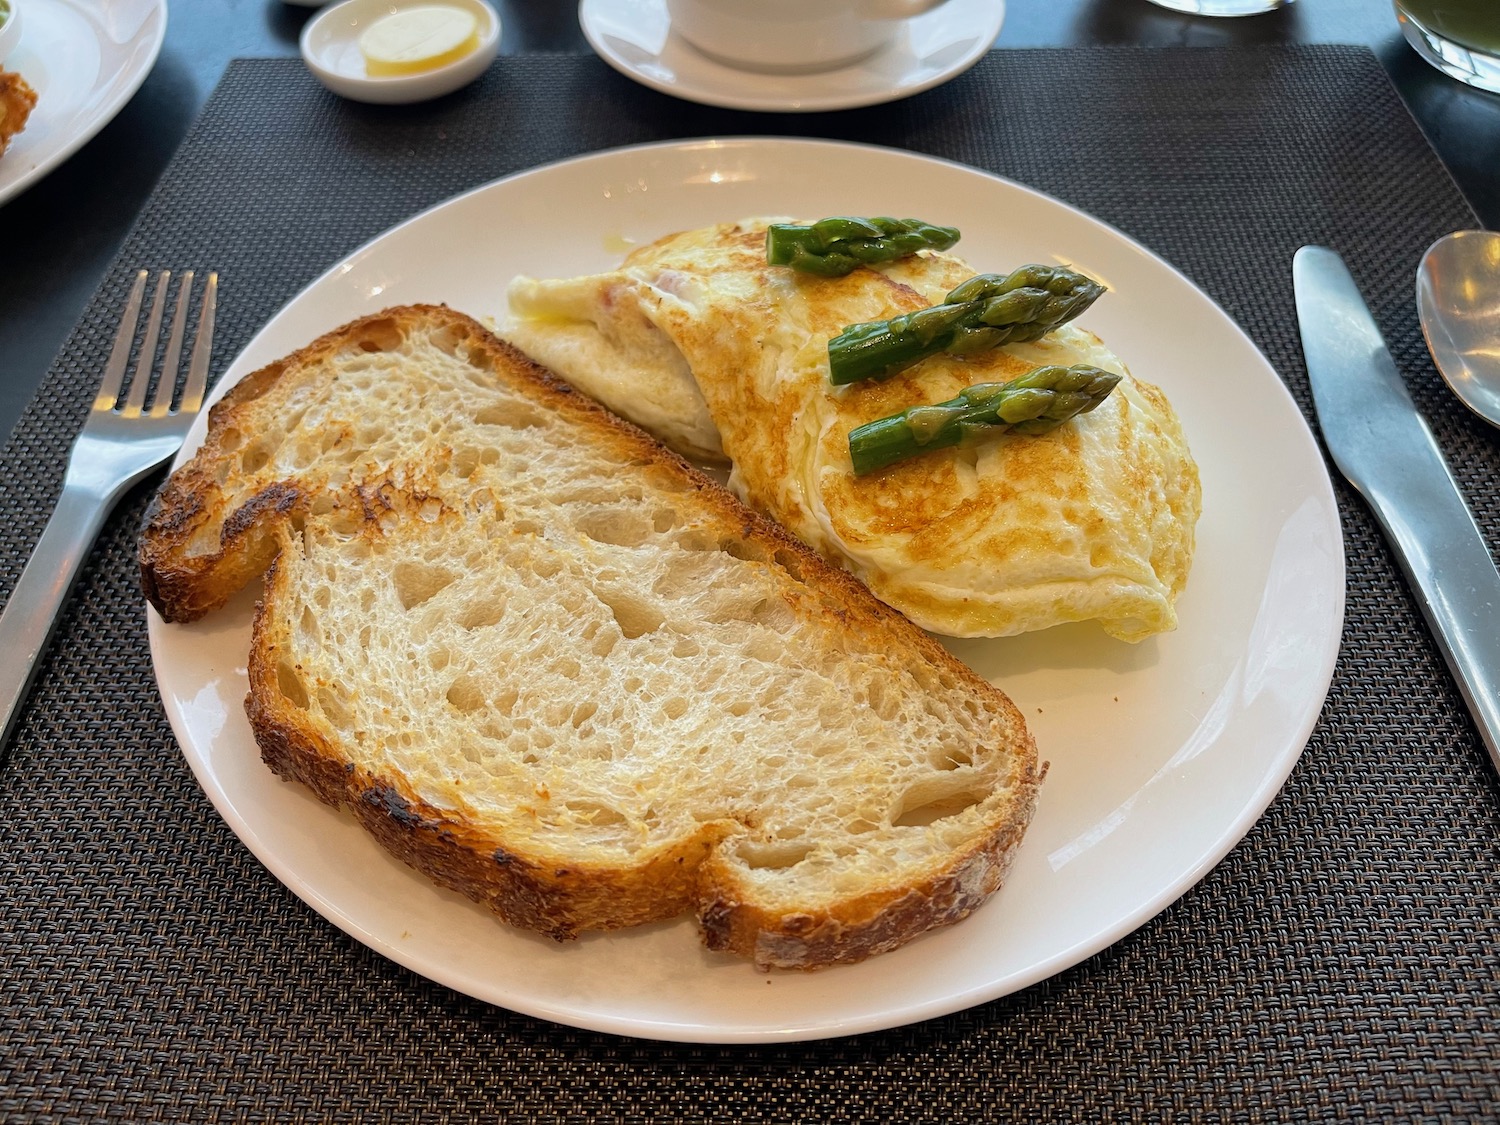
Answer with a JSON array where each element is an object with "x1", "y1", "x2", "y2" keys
[{"x1": 502, "y1": 219, "x2": 1201, "y2": 643}]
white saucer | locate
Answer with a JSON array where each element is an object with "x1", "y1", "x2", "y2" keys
[{"x1": 579, "y1": 0, "x2": 1004, "y2": 113}]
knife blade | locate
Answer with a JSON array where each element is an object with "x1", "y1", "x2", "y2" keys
[{"x1": 1293, "y1": 245, "x2": 1500, "y2": 776}]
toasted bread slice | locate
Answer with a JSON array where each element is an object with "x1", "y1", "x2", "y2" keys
[{"x1": 142, "y1": 306, "x2": 1040, "y2": 969}]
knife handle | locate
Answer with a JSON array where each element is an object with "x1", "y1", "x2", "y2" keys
[{"x1": 1361, "y1": 450, "x2": 1500, "y2": 778}]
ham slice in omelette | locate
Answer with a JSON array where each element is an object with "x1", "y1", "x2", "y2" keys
[{"x1": 503, "y1": 219, "x2": 1201, "y2": 642}]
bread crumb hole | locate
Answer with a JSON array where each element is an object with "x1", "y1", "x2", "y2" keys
[
  {"x1": 352, "y1": 319, "x2": 403, "y2": 352},
  {"x1": 449, "y1": 447, "x2": 480, "y2": 478},
  {"x1": 276, "y1": 661, "x2": 309, "y2": 709},
  {"x1": 427, "y1": 325, "x2": 461, "y2": 356},
  {"x1": 317, "y1": 687, "x2": 352, "y2": 728},
  {"x1": 773, "y1": 549, "x2": 806, "y2": 582},
  {"x1": 750, "y1": 598, "x2": 794, "y2": 632},
  {"x1": 662, "y1": 697, "x2": 688, "y2": 721},
  {"x1": 565, "y1": 800, "x2": 626, "y2": 827},
  {"x1": 571, "y1": 702, "x2": 598, "y2": 728},
  {"x1": 936, "y1": 747, "x2": 973, "y2": 770},
  {"x1": 722, "y1": 539, "x2": 767, "y2": 564},
  {"x1": 458, "y1": 599, "x2": 505, "y2": 630},
  {"x1": 674, "y1": 529, "x2": 718, "y2": 553},
  {"x1": 598, "y1": 589, "x2": 664, "y2": 639},
  {"x1": 576, "y1": 511, "x2": 650, "y2": 548},
  {"x1": 393, "y1": 562, "x2": 457, "y2": 610},
  {"x1": 240, "y1": 442, "x2": 271, "y2": 474},
  {"x1": 446, "y1": 676, "x2": 484, "y2": 714},
  {"x1": 893, "y1": 790, "x2": 982, "y2": 828},
  {"x1": 736, "y1": 842, "x2": 812, "y2": 871},
  {"x1": 474, "y1": 403, "x2": 544, "y2": 429}
]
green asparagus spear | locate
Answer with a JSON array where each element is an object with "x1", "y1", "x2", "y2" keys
[
  {"x1": 765, "y1": 217, "x2": 961, "y2": 277},
  {"x1": 827, "y1": 265, "x2": 1106, "y2": 385},
  {"x1": 847, "y1": 364, "x2": 1121, "y2": 476}
]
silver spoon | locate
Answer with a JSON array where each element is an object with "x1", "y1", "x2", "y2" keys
[{"x1": 1416, "y1": 229, "x2": 1500, "y2": 430}]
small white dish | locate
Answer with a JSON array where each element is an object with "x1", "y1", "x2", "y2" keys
[
  {"x1": 0, "y1": 1, "x2": 23, "y2": 63},
  {"x1": 579, "y1": 0, "x2": 1004, "y2": 112},
  {"x1": 300, "y1": 0, "x2": 500, "y2": 105}
]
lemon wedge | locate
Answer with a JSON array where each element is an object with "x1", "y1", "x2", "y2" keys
[{"x1": 359, "y1": 6, "x2": 481, "y2": 77}]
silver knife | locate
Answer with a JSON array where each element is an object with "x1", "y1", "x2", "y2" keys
[{"x1": 1293, "y1": 245, "x2": 1500, "y2": 776}]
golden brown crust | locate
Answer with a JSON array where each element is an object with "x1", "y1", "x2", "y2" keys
[
  {"x1": 150, "y1": 304, "x2": 1041, "y2": 968},
  {"x1": 697, "y1": 781, "x2": 1037, "y2": 970},
  {"x1": 142, "y1": 306, "x2": 563, "y2": 621}
]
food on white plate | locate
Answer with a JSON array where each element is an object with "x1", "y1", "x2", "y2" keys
[
  {"x1": 0, "y1": 69, "x2": 35, "y2": 156},
  {"x1": 504, "y1": 217, "x2": 1202, "y2": 642},
  {"x1": 139, "y1": 305, "x2": 1041, "y2": 970}
]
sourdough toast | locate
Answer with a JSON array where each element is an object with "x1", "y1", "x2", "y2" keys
[{"x1": 141, "y1": 305, "x2": 1041, "y2": 969}]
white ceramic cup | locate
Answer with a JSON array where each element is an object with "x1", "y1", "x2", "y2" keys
[{"x1": 664, "y1": 0, "x2": 953, "y2": 73}]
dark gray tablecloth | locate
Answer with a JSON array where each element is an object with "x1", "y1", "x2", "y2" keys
[{"x1": 2, "y1": 47, "x2": 1497, "y2": 1122}]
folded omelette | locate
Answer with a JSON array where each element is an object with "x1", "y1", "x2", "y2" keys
[{"x1": 503, "y1": 219, "x2": 1201, "y2": 642}]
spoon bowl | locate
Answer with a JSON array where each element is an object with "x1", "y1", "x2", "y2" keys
[{"x1": 1416, "y1": 229, "x2": 1500, "y2": 430}]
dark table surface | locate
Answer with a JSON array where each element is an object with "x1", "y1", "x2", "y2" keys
[
  {"x1": 0, "y1": 0, "x2": 1495, "y2": 448},
  {"x1": 4, "y1": 6, "x2": 1500, "y2": 1119}
]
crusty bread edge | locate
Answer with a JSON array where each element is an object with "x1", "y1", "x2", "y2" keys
[
  {"x1": 697, "y1": 760, "x2": 1038, "y2": 970},
  {"x1": 175, "y1": 304, "x2": 1041, "y2": 968}
]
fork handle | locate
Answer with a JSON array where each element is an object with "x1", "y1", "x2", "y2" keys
[{"x1": 0, "y1": 480, "x2": 115, "y2": 753}]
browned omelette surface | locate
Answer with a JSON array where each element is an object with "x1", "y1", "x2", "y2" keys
[{"x1": 505, "y1": 219, "x2": 1201, "y2": 642}]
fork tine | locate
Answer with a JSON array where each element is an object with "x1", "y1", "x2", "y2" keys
[
  {"x1": 94, "y1": 270, "x2": 148, "y2": 411},
  {"x1": 178, "y1": 271, "x2": 217, "y2": 415},
  {"x1": 149, "y1": 270, "x2": 194, "y2": 420},
  {"x1": 123, "y1": 270, "x2": 171, "y2": 416}
]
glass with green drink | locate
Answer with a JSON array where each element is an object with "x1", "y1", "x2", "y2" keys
[{"x1": 1395, "y1": 0, "x2": 1500, "y2": 93}]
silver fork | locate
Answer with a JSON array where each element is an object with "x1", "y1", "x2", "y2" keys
[{"x1": 0, "y1": 268, "x2": 217, "y2": 751}]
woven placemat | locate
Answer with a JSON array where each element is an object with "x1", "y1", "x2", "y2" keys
[{"x1": 2, "y1": 47, "x2": 1498, "y2": 1122}]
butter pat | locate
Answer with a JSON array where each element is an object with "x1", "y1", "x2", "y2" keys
[{"x1": 359, "y1": 5, "x2": 480, "y2": 77}]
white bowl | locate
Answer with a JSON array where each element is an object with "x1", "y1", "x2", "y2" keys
[
  {"x1": 0, "y1": 0, "x2": 23, "y2": 65},
  {"x1": 300, "y1": 0, "x2": 501, "y2": 105}
]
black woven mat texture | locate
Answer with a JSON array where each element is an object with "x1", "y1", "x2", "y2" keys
[{"x1": 1, "y1": 46, "x2": 1497, "y2": 1122}]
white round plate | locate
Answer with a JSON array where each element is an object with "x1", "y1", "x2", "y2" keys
[
  {"x1": 0, "y1": 3, "x2": 23, "y2": 63},
  {"x1": 300, "y1": 0, "x2": 500, "y2": 105},
  {"x1": 150, "y1": 138, "x2": 1344, "y2": 1043},
  {"x1": 579, "y1": 0, "x2": 1004, "y2": 112},
  {"x1": 0, "y1": 0, "x2": 164, "y2": 206}
]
